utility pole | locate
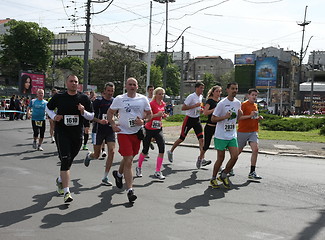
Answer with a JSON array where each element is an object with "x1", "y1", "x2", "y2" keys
[
  {"x1": 297, "y1": 5, "x2": 311, "y2": 113},
  {"x1": 309, "y1": 50, "x2": 315, "y2": 115},
  {"x1": 180, "y1": 35, "x2": 184, "y2": 103},
  {"x1": 83, "y1": 0, "x2": 91, "y2": 92},
  {"x1": 146, "y1": 1, "x2": 153, "y2": 93}
]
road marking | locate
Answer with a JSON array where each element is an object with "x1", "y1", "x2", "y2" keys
[
  {"x1": 247, "y1": 231, "x2": 285, "y2": 239},
  {"x1": 274, "y1": 144, "x2": 300, "y2": 150}
]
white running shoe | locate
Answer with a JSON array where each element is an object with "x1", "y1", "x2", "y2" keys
[
  {"x1": 154, "y1": 171, "x2": 165, "y2": 180},
  {"x1": 167, "y1": 150, "x2": 173, "y2": 163},
  {"x1": 135, "y1": 167, "x2": 142, "y2": 177}
]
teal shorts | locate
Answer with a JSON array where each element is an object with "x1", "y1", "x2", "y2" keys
[{"x1": 214, "y1": 137, "x2": 238, "y2": 151}]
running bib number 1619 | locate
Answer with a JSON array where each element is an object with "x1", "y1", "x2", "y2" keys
[{"x1": 64, "y1": 115, "x2": 79, "y2": 126}]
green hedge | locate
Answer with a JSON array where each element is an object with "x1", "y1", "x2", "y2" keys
[
  {"x1": 261, "y1": 117, "x2": 325, "y2": 132},
  {"x1": 166, "y1": 114, "x2": 208, "y2": 122}
]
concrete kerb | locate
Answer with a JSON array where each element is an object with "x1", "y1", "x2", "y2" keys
[{"x1": 165, "y1": 141, "x2": 325, "y2": 160}]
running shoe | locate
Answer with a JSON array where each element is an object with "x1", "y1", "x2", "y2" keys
[
  {"x1": 82, "y1": 145, "x2": 89, "y2": 151},
  {"x1": 37, "y1": 146, "x2": 44, "y2": 151},
  {"x1": 112, "y1": 170, "x2": 123, "y2": 189},
  {"x1": 101, "y1": 151, "x2": 107, "y2": 158},
  {"x1": 150, "y1": 143, "x2": 155, "y2": 150},
  {"x1": 127, "y1": 189, "x2": 137, "y2": 203},
  {"x1": 217, "y1": 174, "x2": 230, "y2": 189},
  {"x1": 56, "y1": 177, "x2": 64, "y2": 195},
  {"x1": 32, "y1": 141, "x2": 37, "y2": 149},
  {"x1": 51, "y1": 136, "x2": 55, "y2": 143},
  {"x1": 154, "y1": 171, "x2": 165, "y2": 180},
  {"x1": 228, "y1": 169, "x2": 235, "y2": 177},
  {"x1": 248, "y1": 171, "x2": 262, "y2": 180},
  {"x1": 135, "y1": 167, "x2": 142, "y2": 177},
  {"x1": 167, "y1": 150, "x2": 173, "y2": 163},
  {"x1": 201, "y1": 159, "x2": 212, "y2": 167},
  {"x1": 64, "y1": 192, "x2": 73, "y2": 203},
  {"x1": 196, "y1": 157, "x2": 202, "y2": 169},
  {"x1": 84, "y1": 152, "x2": 91, "y2": 167},
  {"x1": 101, "y1": 177, "x2": 113, "y2": 186},
  {"x1": 210, "y1": 179, "x2": 219, "y2": 189}
]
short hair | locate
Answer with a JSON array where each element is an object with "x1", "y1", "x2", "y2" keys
[
  {"x1": 226, "y1": 82, "x2": 238, "y2": 89},
  {"x1": 105, "y1": 82, "x2": 115, "y2": 89},
  {"x1": 248, "y1": 88, "x2": 259, "y2": 94},
  {"x1": 195, "y1": 82, "x2": 204, "y2": 88},
  {"x1": 66, "y1": 74, "x2": 78, "y2": 80},
  {"x1": 147, "y1": 85, "x2": 154, "y2": 90}
]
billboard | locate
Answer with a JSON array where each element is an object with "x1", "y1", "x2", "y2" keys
[
  {"x1": 19, "y1": 72, "x2": 45, "y2": 95},
  {"x1": 234, "y1": 54, "x2": 256, "y2": 65},
  {"x1": 255, "y1": 57, "x2": 278, "y2": 89},
  {"x1": 270, "y1": 88, "x2": 291, "y2": 104}
]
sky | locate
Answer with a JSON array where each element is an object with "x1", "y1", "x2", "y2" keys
[{"x1": 2, "y1": 0, "x2": 324, "y2": 63}]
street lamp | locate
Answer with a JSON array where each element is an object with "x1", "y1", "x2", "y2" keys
[{"x1": 153, "y1": 0, "x2": 176, "y2": 90}]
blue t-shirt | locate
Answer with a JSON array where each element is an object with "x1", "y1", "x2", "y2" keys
[{"x1": 29, "y1": 99, "x2": 48, "y2": 121}]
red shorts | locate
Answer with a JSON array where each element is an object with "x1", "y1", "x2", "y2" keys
[{"x1": 117, "y1": 134, "x2": 141, "y2": 157}]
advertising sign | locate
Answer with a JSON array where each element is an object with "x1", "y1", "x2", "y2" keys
[
  {"x1": 20, "y1": 72, "x2": 45, "y2": 95},
  {"x1": 234, "y1": 54, "x2": 256, "y2": 65},
  {"x1": 255, "y1": 57, "x2": 278, "y2": 89},
  {"x1": 270, "y1": 88, "x2": 290, "y2": 104}
]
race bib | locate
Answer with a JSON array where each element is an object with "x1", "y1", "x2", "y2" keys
[
  {"x1": 151, "y1": 120, "x2": 162, "y2": 129},
  {"x1": 64, "y1": 115, "x2": 79, "y2": 126},
  {"x1": 251, "y1": 111, "x2": 259, "y2": 119},
  {"x1": 195, "y1": 108, "x2": 201, "y2": 116},
  {"x1": 128, "y1": 118, "x2": 136, "y2": 128},
  {"x1": 35, "y1": 121, "x2": 43, "y2": 127},
  {"x1": 225, "y1": 123, "x2": 235, "y2": 132},
  {"x1": 102, "y1": 114, "x2": 107, "y2": 120}
]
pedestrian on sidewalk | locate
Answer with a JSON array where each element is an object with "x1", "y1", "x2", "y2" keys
[
  {"x1": 26, "y1": 89, "x2": 48, "y2": 151},
  {"x1": 83, "y1": 82, "x2": 116, "y2": 186},
  {"x1": 167, "y1": 82, "x2": 205, "y2": 165},
  {"x1": 107, "y1": 77, "x2": 152, "y2": 203},
  {"x1": 237, "y1": 88, "x2": 264, "y2": 180},
  {"x1": 210, "y1": 82, "x2": 242, "y2": 189},
  {"x1": 196, "y1": 85, "x2": 222, "y2": 169},
  {"x1": 136, "y1": 87, "x2": 168, "y2": 180},
  {"x1": 46, "y1": 74, "x2": 94, "y2": 203}
]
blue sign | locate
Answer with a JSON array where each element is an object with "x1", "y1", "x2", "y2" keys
[
  {"x1": 255, "y1": 57, "x2": 278, "y2": 88},
  {"x1": 234, "y1": 54, "x2": 256, "y2": 65}
]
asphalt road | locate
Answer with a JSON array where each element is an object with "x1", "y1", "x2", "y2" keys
[{"x1": 1, "y1": 119, "x2": 325, "y2": 240}]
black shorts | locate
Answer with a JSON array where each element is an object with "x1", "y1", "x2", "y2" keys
[
  {"x1": 31, "y1": 120, "x2": 46, "y2": 138},
  {"x1": 92, "y1": 131, "x2": 115, "y2": 145},
  {"x1": 179, "y1": 116, "x2": 203, "y2": 140}
]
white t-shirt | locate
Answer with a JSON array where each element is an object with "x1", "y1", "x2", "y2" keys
[
  {"x1": 110, "y1": 93, "x2": 151, "y2": 134},
  {"x1": 184, "y1": 92, "x2": 203, "y2": 118},
  {"x1": 213, "y1": 97, "x2": 241, "y2": 140}
]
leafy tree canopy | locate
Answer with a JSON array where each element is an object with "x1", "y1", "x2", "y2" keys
[{"x1": 0, "y1": 20, "x2": 54, "y2": 80}]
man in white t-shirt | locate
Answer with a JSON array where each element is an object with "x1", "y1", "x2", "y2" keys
[
  {"x1": 210, "y1": 82, "x2": 242, "y2": 189},
  {"x1": 167, "y1": 82, "x2": 204, "y2": 164},
  {"x1": 107, "y1": 77, "x2": 152, "y2": 203}
]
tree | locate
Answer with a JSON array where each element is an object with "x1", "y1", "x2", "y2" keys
[
  {"x1": 56, "y1": 56, "x2": 84, "y2": 80},
  {"x1": 220, "y1": 69, "x2": 235, "y2": 89},
  {"x1": 149, "y1": 65, "x2": 163, "y2": 88},
  {"x1": 90, "y1": 43, "x2": 146, "y2": 94},
  {"x1": 202, "y1": 73, "x2": 215, "y2": 97},
  {"x1": 0, "y1": 20, "x2": 53, "y2": 81}
]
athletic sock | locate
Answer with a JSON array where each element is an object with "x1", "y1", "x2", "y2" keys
[
  {"x1": 117, "y1": 172, "x2": 123, "y2": 178},
  {"x1": 138, "y1": 153, "x2": 146, "y2": 168},
  {"x1": 103, "y1": 172, "x2": 109, "y2": 179},
  {"x1": 63, "y1": 187, "x2": 70, "y2": 194},
  {"x1": 83, "y1": 133, "x2": 89, "y2": 145},
  {"x1": 156, "y1": 157, "x2": 163, "y2": 172},
  {"x1": 250, "y1": 165, "x2": 256, "y2": 173}
]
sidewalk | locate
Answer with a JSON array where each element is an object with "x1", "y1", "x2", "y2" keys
[{"x1": 163, "y1": 126, "x2": 325, "y2": 159}]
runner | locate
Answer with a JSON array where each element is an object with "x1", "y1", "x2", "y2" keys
[
  {"x1": 46, "y1": 75, "x2": 93, "y2": 203},
  {"x1": 237, "y1": 88, "x2": 264, "y2": 179},
  {"x1": 83, "y1": 82, "x2": 116, "y2": 186},
  {"x1": 167, "y1": 82, "x2": 205, "y2": 165},
  {"x1": 210, "y1": 82, "x2": 242, "y2": 189},
  {"x1": 107, "y1": 77, "x2": 152, "y2": 203},
  {"x1": 26, "y1": 89, "x2": 48, "y2": 151},
  {"x1": 196, "y1": 85, "x2": 222, "y2": 169},
  {"x1": 136, "y1": 87, "x2": 167, "y2": 180},
  {"x1": 48, "y1": 88, "x2": 58, "y2": 143}
]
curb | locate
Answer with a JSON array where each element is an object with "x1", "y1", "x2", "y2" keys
[{"x1": 165, "y1": 141, "x2": 325, "y2": 160}]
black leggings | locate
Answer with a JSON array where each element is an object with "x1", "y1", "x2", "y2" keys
[
  {"x1": 55, "y1": 129, "x2": 82, "y2": 171},
  {"x1": 203, "y1": 124, "x2": 216, "y2": 151},
  {"x1": 142, "y1": 128, "x2": 165, "y2": 155},
  {"x1": 31, "y1": 120, "x2": 46, "y2": 138}
]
